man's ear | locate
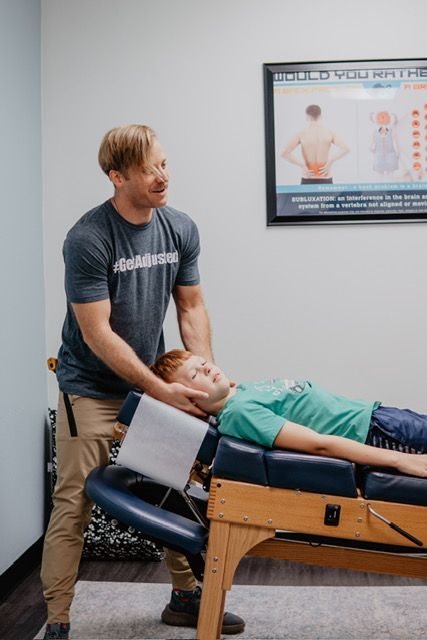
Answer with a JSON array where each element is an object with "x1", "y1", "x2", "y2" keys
[{"x1": 109, "y1": 169, "x2": 125, "y2": 188}]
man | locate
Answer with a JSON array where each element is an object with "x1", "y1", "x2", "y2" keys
[
  {"x1": 41, "y1": 125, "x2": 244, "y2": 639},
  {"x1": 151, "y1": 349, "x2": 427, "y2": 476},
  {"x1": 282, "y1": 104, "x2": 349, "y2": 184}
]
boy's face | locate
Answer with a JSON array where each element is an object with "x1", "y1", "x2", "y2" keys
[{"x1": 173, "y1": 355, "x2": 232, "y2": 410}]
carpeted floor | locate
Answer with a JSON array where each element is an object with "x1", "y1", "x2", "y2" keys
[{"x1": 35, "y1": 581, "x2": 427, "y2": 639}]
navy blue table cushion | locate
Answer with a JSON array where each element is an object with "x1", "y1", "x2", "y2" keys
[
  {"x1": 213, "y1": 437, "x2": 269, "y2": 485},
  {"x1": 85, "y1": 465, "x2": 208, "y2": 555},
  {"x1": 359, "y1": 466, "x2": 427, "y2": 507},
  {"x1": 265, "y1": 449, "x2": 358, "y2": 497},
  {"x1": 117, "y1": 390, "x2": 142, "y2": 425},
  {"x1": 213, "y1": 436, "x2": 357, "y2": 497},
  {"x1": 197, "y1": 425, "x2": 220, "y2": 465}
]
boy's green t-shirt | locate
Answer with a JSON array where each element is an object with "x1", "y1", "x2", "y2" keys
[{"x1": 217, "y1": 379, "x2": 380, "y2": 448}]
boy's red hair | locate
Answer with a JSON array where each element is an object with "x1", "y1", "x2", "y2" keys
[{"x1": 150, "y1": 349, "x2": 193, "y2": 382}]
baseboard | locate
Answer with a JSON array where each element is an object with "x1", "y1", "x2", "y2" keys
[{"x1": 0, "y1": 535, "x2": 44, "y2": 602}]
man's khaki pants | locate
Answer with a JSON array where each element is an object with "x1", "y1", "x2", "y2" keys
[{"x1": 41, "y1": 393, "x2": 196, "y2": 624}]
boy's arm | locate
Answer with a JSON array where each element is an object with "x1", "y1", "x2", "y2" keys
[{"x1": 274, "y1": 420, "x2": 427, "y2": 478}]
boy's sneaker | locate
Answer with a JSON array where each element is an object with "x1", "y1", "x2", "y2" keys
[
  {"x1": 161, "y1": 586, "x2": 245, "y2": 635},
  {"x1": 43, "y1": 623, "x2": 70, "y2": 639}
]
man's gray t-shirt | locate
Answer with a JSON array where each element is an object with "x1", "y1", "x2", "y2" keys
[{"x1": 56, "y1": 200, "x2": 200, "y2": 399}]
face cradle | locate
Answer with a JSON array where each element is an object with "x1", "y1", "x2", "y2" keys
[{"x1": 120, "y1": 140, "x2": 169, "y2": 211}]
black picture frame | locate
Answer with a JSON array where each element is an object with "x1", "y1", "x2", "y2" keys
[{"x1": 264, "y1": 58, "x2": 427, "y2": 225}]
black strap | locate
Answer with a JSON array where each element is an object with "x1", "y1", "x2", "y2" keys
[{"x1": 63, "y1": 393, "x2": 78, "y2": 437}]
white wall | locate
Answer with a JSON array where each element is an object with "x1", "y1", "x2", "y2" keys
[
  {"x1": 0, "y1": 0, "x2": 46, "y2": 574},
  {"x1": 43, "y1": 0, "x2": 427, "y2": 413}
]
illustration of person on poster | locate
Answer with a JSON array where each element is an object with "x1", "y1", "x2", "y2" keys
[
  {"x1": 369, "y1": 110, "x2": 399, "y2": 179},
  {"x1": 281, "y1": 104, "x2": 350, "y2": 185}
]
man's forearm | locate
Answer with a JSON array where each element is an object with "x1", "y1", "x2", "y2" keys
[
  {"x1": 72, "y1": 298, "x2": 211, "y2": 416},
  {"x1": 83, "y1": 325, "x2": 164, "y2": 395},
  {"x1": 177, "y1": 303, "x2": 213, "y2": 360}
]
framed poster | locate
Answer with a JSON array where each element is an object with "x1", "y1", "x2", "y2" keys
[{"x1": 264, "y1": 58, "x2": 427, "y2": 225}]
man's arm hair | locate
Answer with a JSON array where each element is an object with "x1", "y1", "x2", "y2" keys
[
  {"x1": 71, "y1": 299, "x2": 209, "y2": 416},
  {"x1": 173, "y1": 284, "x2": 213, "y2": 361},
  {"x1": 72, "y1": 300, "x2": 161, "y2": 393}
]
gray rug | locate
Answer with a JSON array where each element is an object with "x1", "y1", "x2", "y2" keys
[{"x1": 35, "y1": 581, "x2": 427, "y2": 639}]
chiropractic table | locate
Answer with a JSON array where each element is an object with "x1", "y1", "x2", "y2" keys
[{"x1": 85, "y1": 391, "x2": 427, "y2": 640}]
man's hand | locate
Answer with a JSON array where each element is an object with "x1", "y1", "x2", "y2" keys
[{"x1": 150, "y1": 381, "x2": 209, "y2": 418}]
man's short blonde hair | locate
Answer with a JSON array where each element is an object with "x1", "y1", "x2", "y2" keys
[
  {"x1": 150, "y1": 349, "x2": 193, "y2": 382},
  {"x1": 98, "y1": 124, "x2": 157, "y2": 176}
]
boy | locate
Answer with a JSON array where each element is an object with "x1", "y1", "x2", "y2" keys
[{"x1": 151, "y1": 349, "x2": 427, "y2": 478}]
